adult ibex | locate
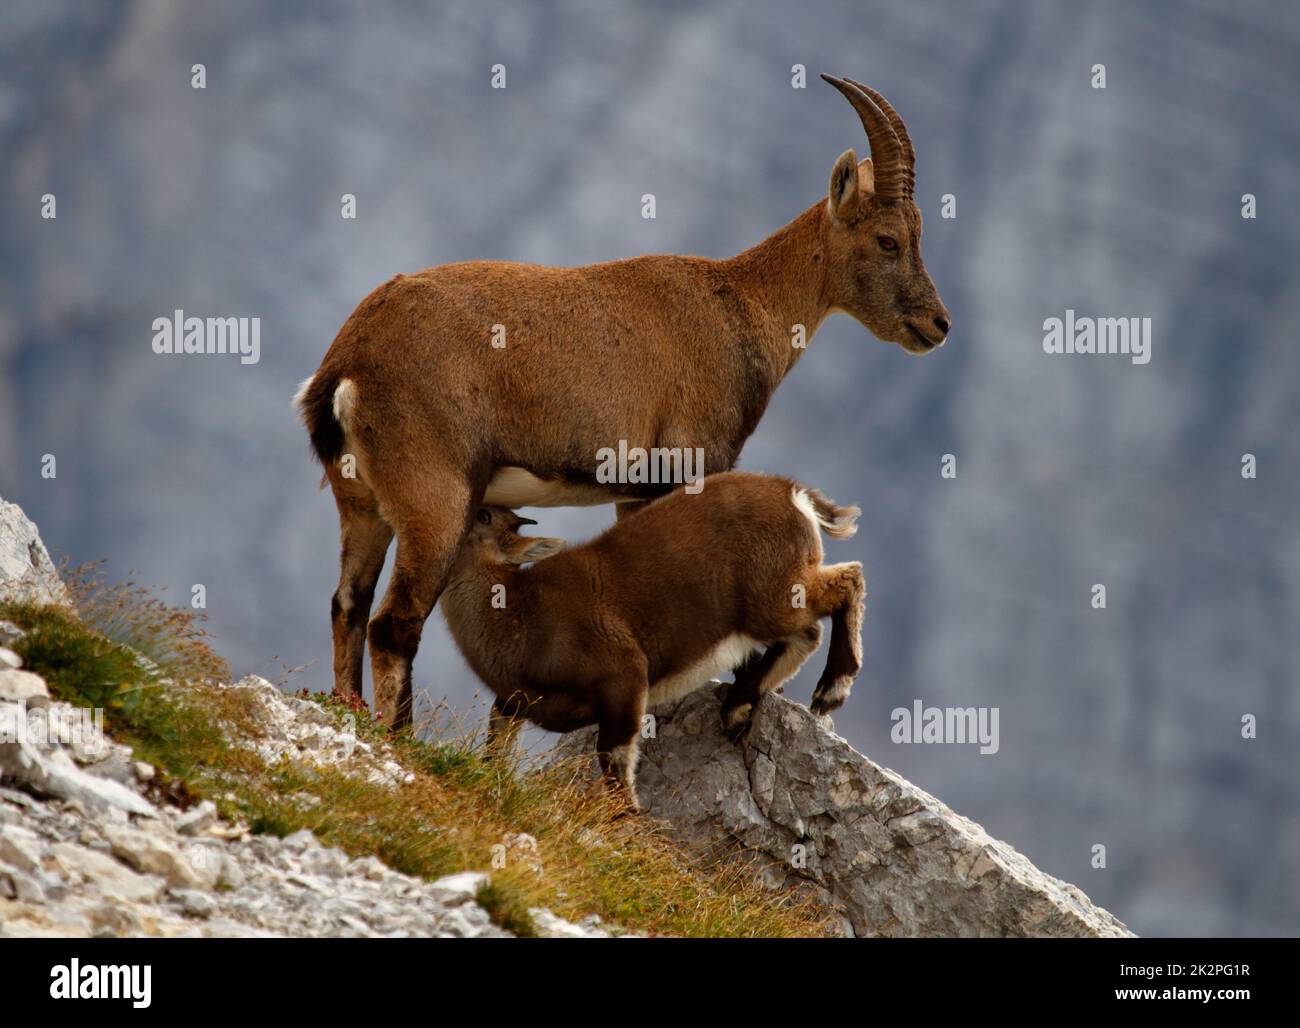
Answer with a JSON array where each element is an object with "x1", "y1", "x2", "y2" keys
[
  {"x1": 296, "y1": 75, "x2": 949, "y2": 728},
  {"x1": 441, "y1": 472, "x2": 865, "y2": 806}
]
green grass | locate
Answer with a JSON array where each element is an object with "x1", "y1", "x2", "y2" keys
[{"x1": 0, "y1": 572, "x2": 832, "y2": 938}]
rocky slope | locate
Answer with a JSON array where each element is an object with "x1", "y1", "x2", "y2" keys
[
  {"x1": 0, "y1": 666, "x2": 623, "y2": 939},
  {"x1": 1, "y1": 494, "x2": 1129, "y2": 937},
  {"x1": 0, "y1": 497, "x2": 619, "y2": 938},
  {"x1": 0, "y1": 666, "x2": 625, "y2": 938}
]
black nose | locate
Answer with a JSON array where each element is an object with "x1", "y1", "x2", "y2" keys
[{"x1": 933, "y1": 315, "x2": 950, "y2": 336}]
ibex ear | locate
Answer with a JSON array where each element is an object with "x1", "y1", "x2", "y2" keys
[
  {"x1": 856, "y1": 157, "x2": 875, "y2": 195},
  {"x1": 505, "y1": 536, "x2": 565, "y2": 565},
  {"x1": 827, "y1": 148, "x2": 861, "y2": 223}
]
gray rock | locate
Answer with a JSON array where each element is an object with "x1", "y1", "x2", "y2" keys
[
  {"x1": 172, "y1": 888, "x2": 217, "y2": 918},
  {"x1": 0, "y1": 824, "x2": 45, "y2": 873},
  {"x1": 175, "y1": 800, "x2": 217, "y2": 836},
  {"x1": 280, "y1": 828, "x2": 319, "y2": 852},
  {"x1": 215, "y1": 852, "x2": 246, "y2": 890},
  {"x1": 0, "y1": 864, "x2": 47, "y2": 903},
  {"x1": 49, "y1": 841, "x2": 165, "y2": 904},
  {"x1": 530, "y1": 908, "x2": 618, "y2": 938},
  {"x1": 104, "y1": 825, "x2": 216, "y2": 890},
  {"x1": 0, "y1": 729, "x2": 157, "y2": 818},
  {"x1": 0, "y1": 621, "x2": 25, "y2": 647},
  {"x1": 0, "y1": 647, "x2": 22, "y2": 670},
  {"x1": 553, "y1": 686, "x2": 1133, "y2": 938},
  {"x1": 351, "y1": 855, "x2": 387, "y2": 881},
  {"x1": 0, "y1": 669, "x2": 48, "y2": 704},
  {"x1": 0, "y1": 498, "x2": 72, "y2": 609},
  {"x1": 300, "y1": 845, "x2": 349, "y2": 878},
  {"x1": 428, "y1": 870, "x2": 488, "y2": 902},
  {"x1": 88, "y1": 903, "x2": 143, "y2": 937}
]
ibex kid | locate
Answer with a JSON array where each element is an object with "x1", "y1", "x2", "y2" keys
[{"x1": 439, "y1": 472, "x2": 866, "y2": 807}]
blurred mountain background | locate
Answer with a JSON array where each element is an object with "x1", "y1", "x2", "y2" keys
[{"x1": 1, "y1": 0, "x2": 1296, "y2": 936}]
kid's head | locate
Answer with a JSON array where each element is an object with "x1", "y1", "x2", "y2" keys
[{"x1": 460, "y1": 506, "x2": 565, "y2": 567}]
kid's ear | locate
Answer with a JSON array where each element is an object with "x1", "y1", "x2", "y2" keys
[
  {"x1": 827, "y1": 148, "x2": 861, "y2": 223},
  {"x1": 506, "y1": 536, "x2": 565, "y2": 565}
]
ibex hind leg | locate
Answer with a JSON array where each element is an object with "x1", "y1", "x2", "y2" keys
[
  {"x1": 809, "y1": 562, "x2": 866, "y2": 715},
  {"x1": 721, "y1": 645, "x2": 781, "y2": 740},
  {"x1": 367, "y1": 474, "x2": 475, "y2": 731},
  {"x1": 327, "y1": 468, "x2": 393, "y2": 704},
  {"x1": 720, "y1": 623, "x2": 822, "y2": 741}
]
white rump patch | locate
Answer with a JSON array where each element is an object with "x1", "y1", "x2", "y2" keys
[
  {"x1": 332, "y1": 378, "x2": 357, "y2": 424},
  {"x1": 648, "y1": 633, "x2": 760, "y2": 706}
]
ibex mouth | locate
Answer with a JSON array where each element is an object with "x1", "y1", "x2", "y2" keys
[{"x1": 905, "y1": 323, "x2": 943, "y2": 349}]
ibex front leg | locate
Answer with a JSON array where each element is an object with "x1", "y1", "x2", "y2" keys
[{"x1": 596, "y1": 677, "x2": 648, "y2": 812}]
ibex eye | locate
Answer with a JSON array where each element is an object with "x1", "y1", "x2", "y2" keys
[
  {"x1": 476, "y1": 510, "x2": 491, "y2": 525},
  {"x1": 877, "y1": 236, "x2": 898, "y2": 252}
]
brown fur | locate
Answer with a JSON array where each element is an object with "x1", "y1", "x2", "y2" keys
[
  {"x1": 439, "y1": 472, "x2": 867, "y2": 807},
  {"x1": 296, "y1": 79, "x2": 944, "y2": 728}
]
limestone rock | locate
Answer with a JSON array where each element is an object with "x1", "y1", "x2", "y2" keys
[
  {"x1": 0, "y1": 669, "x2": 48, "y2": 706},
  {"x1": 175, "y1": 800, "x2": 216, "y2": 836},
  {"x1": 552, "y1": 685, "x2": 1133, "y2": 938},
  {"x1": 0, "y1": 497, "x2": 71, "y2": 609},
  {"x1": 104, "y1": 825, "x2": 217, "y2": 890},
  {"x1": 0, "y1": 721, "x2": 158, "y2": 818}
]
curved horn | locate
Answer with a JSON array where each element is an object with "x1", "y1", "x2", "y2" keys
[
  {"x1": 820, "y1": 74, "x2": 906, "y2": 201},
  {"x1": 845, "y1": 78, "x2": 915, "y2": 196}
]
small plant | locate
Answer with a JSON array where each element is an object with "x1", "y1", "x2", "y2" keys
[
  {"x1": 474, "y1": 877, "x2": 538, "y2": 938},
  {"x1": 62, "y1": 560, "x2": 229, "y2": 684},
  {"x1": 0, "y1": 602, "x2": 155, "y2": 713}
]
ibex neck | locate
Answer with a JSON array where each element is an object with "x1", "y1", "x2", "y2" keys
[
  {"x1": 723, "y1": 201, "x2": 831, "y2": 370},
  {"x1": 442, "y1": 563, "x2": 509, "y2": 611}
]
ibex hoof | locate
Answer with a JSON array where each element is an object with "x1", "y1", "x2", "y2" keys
[
  {"x1": 721, "y1": 700, "x2": 754, "y2": 744},
  {"x1": 810, "y1": 676, "x2": 852, "y2": 715}
]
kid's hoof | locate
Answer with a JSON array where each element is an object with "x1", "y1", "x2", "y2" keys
[
  {"x1": 609, "y1": 797, "x2": 642, "y2": 820},
  {"x1": 725, "y1": 720, "x2": 752, "y2": 745},
  {"x1": 810, "y1": 675, "x2": 852, "y2": 715},
  {"x1": 720, "y1": 700, "x2": 753, "y2": 742}
]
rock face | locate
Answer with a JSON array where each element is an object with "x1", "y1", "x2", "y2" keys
[
  {"x1": 0, "y1": 497, "x2": 71, "y2": 609},
  {"x1": 554, "y1": 686, "x2": 1133, "y2": 938}
]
